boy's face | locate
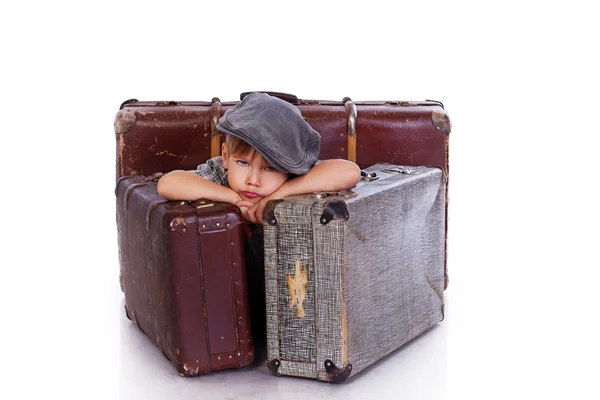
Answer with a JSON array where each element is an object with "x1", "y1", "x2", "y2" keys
[{"x1": 222, "y1": 143, "x2": 289, "y2": 203}]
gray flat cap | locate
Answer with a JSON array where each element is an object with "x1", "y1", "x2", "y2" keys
[{"x1": 216, "y1": 92, "x2": 321, "y2": 175}]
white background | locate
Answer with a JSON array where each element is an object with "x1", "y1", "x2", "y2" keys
[{"x1": 2, "y1": 1, "x2": 599, "y2": 399}]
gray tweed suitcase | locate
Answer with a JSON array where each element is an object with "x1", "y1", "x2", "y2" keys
[{"x1": 263, "y1": 163, "x2": 446, "y2": 382}]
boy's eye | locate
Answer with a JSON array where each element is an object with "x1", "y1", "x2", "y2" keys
[
  {"x1": 264, "y1": 166, "x2": 276, "y2": 172},
  {"x1": 237, "y1": 160, "x2": 249, "y2": 167}
]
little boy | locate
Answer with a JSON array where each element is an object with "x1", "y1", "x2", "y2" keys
[{"x1": 158, "y1": 92, "x2": 360, "y2": 224}]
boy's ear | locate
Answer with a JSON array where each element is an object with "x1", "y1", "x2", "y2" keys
[{"x1": 221, "y1": 143, "x2": 228, "y2": 169}]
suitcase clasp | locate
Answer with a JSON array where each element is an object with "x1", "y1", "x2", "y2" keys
[
  {"x1": 190, "y1": 199, "x2": 215, "y2": 208},
  {"x1": 382, "y1": 166, "x2": 417, "y2": 175},
  {"x1": 360, "y1": 171, "x2": 380, "y2": 181},
  {"x1": 311, "y1": 192, "x2": 336, "y2": 199}
]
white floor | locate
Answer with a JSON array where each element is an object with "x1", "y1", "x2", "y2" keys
[{"x1": 116, "y1": 292, "x2": 452, "y2": 400}]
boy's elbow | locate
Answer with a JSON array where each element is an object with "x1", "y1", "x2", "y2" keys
[
  {"x1": 346, "y1": 162, "x2": 361, "y2": 188},
  {"x1": 157, "y1": 172, "x2": 180, "y2": 199},
  {"x1": 322, "y1": 160, "x2": 360, "y2": 189},
  {"x1": 157, "y1": 176, "x2": 169, "y2": 198}
]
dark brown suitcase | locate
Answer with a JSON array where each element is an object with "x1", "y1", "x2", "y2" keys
[
  {"x1": 114, "y1": 91, "x2": 451, "y2": 287},
  {"x1": 114, "y1": 93, "x2": 450, "y2": 179},
  {"x1": 116, "y1": 174, "x2": 254, "y2": 376}
]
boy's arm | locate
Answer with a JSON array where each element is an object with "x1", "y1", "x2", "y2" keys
[
  {"x1": 157, "y1": 170, "x2": 242, "y2": 203},
  {"x1": 247, "y1": 159, "x2": 361, "y2": 224},
  {"x1": 276, "y1": 159, "x2": 361, "y2": 198}
]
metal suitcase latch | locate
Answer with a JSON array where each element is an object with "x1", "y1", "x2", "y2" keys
[
  {"x1": 143, "y1": 172, "x2": 164, "y2": 183},
  {"x1": 360, "y1": 171, "x2": 379, "y2": 181},
  {"x1": 382, "y1": 166, "x2": 417, "y2": 174},
  {"x1": 310, "y1": 190, "x2": 355, "y2": 199},
  {"x1": 310, "y1": 192, "x2": 337, "y2": 199},
  {"x1": 189, "y1": 199, "x2": 215, "y2": 208}
]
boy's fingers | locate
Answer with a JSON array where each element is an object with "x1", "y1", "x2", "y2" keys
[
  {"x1": 246, "y1": 205, "x2": 257, "y2": 224},
  {"x1": 256, "y1": 202, "x2": 265, "y2": 223},
  {"x1": 251, "y1": 204, "x2": 265, "y2": 225},
  {"x1": 238, "y1": 206, "x2": 249, "y2": 221}
]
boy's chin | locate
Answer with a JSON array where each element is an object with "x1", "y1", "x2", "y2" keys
[{"x1": 240, "y1": 195, "x2": 263, "y2": 203}]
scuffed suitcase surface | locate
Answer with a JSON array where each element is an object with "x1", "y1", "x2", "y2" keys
[
  {"x1": 116, "y1": 177, "x2": 254, "y2": 375},
  {"x1": 264, "y1": 164, "x2": 446, "y2": 382},
  {"x1": 115, "y1": 102, "x2": 220, "y2": 179}
]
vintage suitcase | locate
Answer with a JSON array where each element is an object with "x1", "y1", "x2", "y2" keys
[
  {"x1": 262, "y1": 163, "x2": 446, "y2": 382},
  {"x1": 114, "y1": 91, "x2": 451, "y2": 287},
  {"x1": 116, "y1": 174, "x2": 254, "y2": 376}
]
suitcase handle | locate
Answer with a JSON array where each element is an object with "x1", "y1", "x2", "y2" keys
[{"x1": 240, "y1": 91, "x2": 299, "y2": 104}]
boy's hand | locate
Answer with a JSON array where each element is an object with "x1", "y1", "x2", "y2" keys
[
  {"x1": 252, "y1": 197, "x2": 270, "y2": 225},
  {"x1": 235, "y1": 197, "x2": 270, "y2": 225},
  {"x1": 242, "y1": 193, "x2": 284, "y2": 225},
  {"x1": 236, "y1": 200, "x2": 255, "y2": 222}
]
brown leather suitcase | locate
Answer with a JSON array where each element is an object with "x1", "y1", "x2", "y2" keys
[
  {"x1": 114, "y1": 91, "x2": 451, "y2": 287},
  {"x1": 115, "y1": 174, "x2": 254, "y2": 376}
]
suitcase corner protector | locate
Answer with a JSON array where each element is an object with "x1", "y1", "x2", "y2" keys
[
  {"x1": 321, "y1": 199, "x2": 349, "y2": 225},
  {"x1": 324, "y1": 359, "x2": 352, "y2": 383},
  {"x1": 431, "y1": 109, "x2": 451, "y2": 134},
  {"x1": 264, "y1": 200, "x2": 285, "y2": 226},
  {"x1": 267, "y1": 359, "x2": 281, "y2": 376},
  {"x1": 115, "y1": 108, "x2": 137, "y2": 134}
]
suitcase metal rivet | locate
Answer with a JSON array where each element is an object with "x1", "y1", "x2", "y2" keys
[
  {"x1": 182, "y1": 228, "x2": 186, "y2": 233},
  {"x1": 227, "y1": 223, "x2": 231, "y2": 228},
  {"x1": 321, "y1": 218, "x2": 327, "y2": 223},
  {"x1": 202, "y1": 224, "x2": 206, "y2": 229},
  {"x1": 237, "y1": 352, "x2": 241, "y2": 357},
  {"x1": 231, "y1": 242, "x2": 234, "y2": 245},
  {"x1": 217, "y1": 356, "x2": 221, "y2": 360},
  {"x1": 216, "y1": 223, "x2": 220, "y2": 227},
  {"x1": 229, "y1": 355, "x2": 233, "y2": 359}
]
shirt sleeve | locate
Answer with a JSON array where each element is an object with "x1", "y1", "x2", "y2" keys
[{"x1": 187, "y1": 156, "x2": 229, "y2": 188}]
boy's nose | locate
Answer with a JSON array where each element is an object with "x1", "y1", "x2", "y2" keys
[{"x1": 246, "y1": 170, "x2": 261, "y2": 187}]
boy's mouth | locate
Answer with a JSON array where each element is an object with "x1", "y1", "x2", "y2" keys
[{"x1": 241, "y1": 191, "x2": 260, "y2": 199}]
